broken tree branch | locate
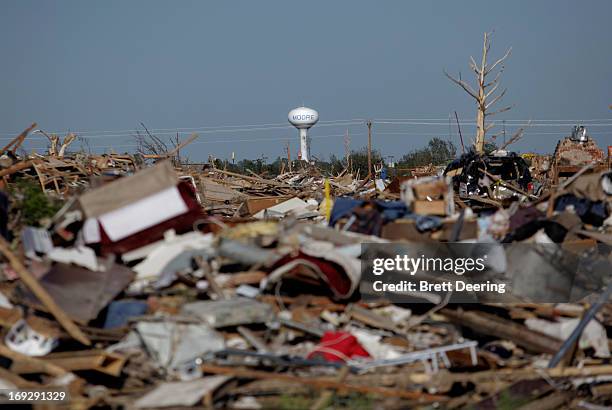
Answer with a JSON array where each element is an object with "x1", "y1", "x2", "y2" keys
[{"x1": 444, "y1": 70, "x2": 479, "y2": 101}]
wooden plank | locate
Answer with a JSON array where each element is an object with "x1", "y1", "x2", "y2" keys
[
  {"x1": 412, "y1": 179, "x2": 449, "y2": 199},
  {"x1": 0, "y1": 343, "x2": 67, "y2": 376},
  {"x1": 441, "y1": 308, "x2": 561, "y2": 354},
  {"x1": 411, "y1": 364, "x2": 612, "y2": 386},
  {"x1": 0, "y1": 160, "x2": 40, "y2": 178},
  {"x1": 0, "y1": 122, "x2": 36, "y2": 154},
  {"x1": 245, "y1": 196, "x2": 292, "y2": 215},
  {"x1": 0, "y1": 237, "x2": 91, "y2": 346},
  {"x1": 213, "y1": 169, "x2": 293, "y2": 188},
  {"x1": 11, "y1": 350, "x2": 126, "y2": 377},
  {"x1": 310, "y1": 366, "x2": 349, "y2": 410},
  {"x1": 413, "y1": 200, "x2": 447, "y2": 215},
  {"x1": 200, "y1": 364, "x2": 445, "y2": 401}
]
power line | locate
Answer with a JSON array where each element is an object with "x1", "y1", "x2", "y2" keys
[
  {"x1": 0, "y1": 118, "x2": 367, "y2": 136},
  {"x1": 14, "y1": 128, "x2": 612, "y2": 146},
  {"x1": 4, "y1": 115, "x2": 611, "y2": 137},
  {"x1": 83, "y1": 133, "x2": 355, "y2": 150},
  {"x1": 0, "y1": 122, "x2": 365, "y2": 141},
  {"x1": 10, "y1": 120, "x2": 612, "y2": 142},
  {"x1": 373, "y1": 117, "x2": 612, "y2": 123},
  {"x1": 374, "y1": 121, "x2": 612, "y2": 127}
]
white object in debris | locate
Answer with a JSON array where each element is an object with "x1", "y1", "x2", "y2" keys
[
  {"x1": 375, "y1": 179, "x2": 386, "y2": 191},
  {"x1": 0, "y1": 378, "x2": 17, "y2": 390},
  {"x1": 99, "y1": 186, "x2": 188, "y2": 242},
  {"x1": 532, "y1": 229, "x2": 555, "y2": 244},
  {"x1": 233, "y1": 396, "x2": 262, "y2": 409},
  {"x1": 373, "y1": 305, "x2": 412, "y2": 325},
  {"x1": 122, "y1": 229, "x2": 195, "y2": 262},
  {"x1": 345, "y1": 325, "x2": 403, "y2": 360},
  {"x1": 254, "y1": 197, "x2": 311, "y2": 219},
  {"x1": 0, "y1": 291, "x2": 12, "y2": 309},
  {"x1": 47, "y1": 246, "x2": 103, "y2": 272},
  {"x1": 105, "y1": 330, "x2": 142, "y2": 353},
  {"x1": 82, "y1": 218, "x2": 101, "y2": 244},
  {"x1": 306, "y1": 198, "x2": 319, "y2": 207},
  {"x1": 5, "y1": 319, "x2": 58, "y2": 356},
  {"x1": 525, "y1": 317, "x2": 610, "y2": 358},
  {"x1": 601, "y1": 172, "x2": 612, "y2": 195},
  {"x1": 134, "y1": 376, "x2": 230, "y2": 408},
  {"x1": 235, "y1": 284, "x2": 260, "y2": 298},
  {"x1": 132, "y1": 232, "x2": 214, "y2": 280},
  {"x1": 135, "y1": 321, "x2": 225, "y2": 371}
]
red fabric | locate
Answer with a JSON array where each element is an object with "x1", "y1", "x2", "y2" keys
[
  {"x1": 269, "y1": 252, "x2": 352, "y2": 298},
  {"x1": 308, "y1": 331, "x2": 370, "y2": 362}
]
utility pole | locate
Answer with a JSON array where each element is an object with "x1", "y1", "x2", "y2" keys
[
  {"x1": 343, "y1": 129, "x2": 351, "y2": 171},
  {"x1": 454, "y1": 111, "x2": 465, "y2": 155},
  {"x1": 367, "y1": 120, "x2": 373, "y2": 177},
  {"x1": 286, "y1": 141, "x2": 292, "y2": 173}
]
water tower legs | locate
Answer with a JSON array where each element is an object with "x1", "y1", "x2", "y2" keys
[{"x1": 299, "y1": 128, "x2": 310, "y2": 162}]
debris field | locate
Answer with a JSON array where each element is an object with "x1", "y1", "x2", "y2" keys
[{"x1": 0, "y1": 122, "x2": 610, "y2": 410}]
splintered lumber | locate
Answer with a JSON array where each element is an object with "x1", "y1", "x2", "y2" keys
[
  {"x1": 0, "y1": 366, "x2": 40, "y2": 388},
  {"x1": 10, "y1": 350, "x2": 126, "y2": 377},
  {"x1": 213, "y1": 168, "x2": 293, "y2": 188},
  {"x1": 310, "y1": 366, "x2": 350, "y2": 410},
  {"x1": 0, "y1": 343, "x2": 67, "y2": 377},
  {"x1": 0, "y1": 237, "x2": 91, "y2": 346},
  {"x1": 410, "y1": 365, "x2": 612, "y2": 386},
  {"x1": 441, "y1": 308, "x2": 561, "y2": 354},
  {"x1": 516, "y1": 391, "x2": 573, "y2": 410},
  {"x1": 0, "y1": 122, "x2": 36, "y2": 154},
  {"x1": 200, "y1": 364, "x2": 445, "y2": 402},
  {"x1": 0, "y1": 160, "x2": 41, "y2": 178},
  {"x1": 144, "y1": 133, "x2": 198, "y2": 159},
  {"x1": 591, "y1": 383, "x2": 612, "y2": 397},
  {"x1": 479, "y1": 168, "x2": 533, "y2": 198}
]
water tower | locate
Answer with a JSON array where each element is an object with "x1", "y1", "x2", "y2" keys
[{"x1": 288, "y1": 106, "x2": 319, "y2": 162}]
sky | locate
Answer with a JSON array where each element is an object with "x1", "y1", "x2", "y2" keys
[{"x1": 1, "y1": 0, "x2": 611, "y2": 161}]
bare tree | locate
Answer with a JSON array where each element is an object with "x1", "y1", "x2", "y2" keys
[
  {"x1": 37, "y1": 130, "x2": 77, "y2": 157},
  {"x1": 134, "y1": 122, "x2": 171, "y2": 157},
  {"x1": 445, "y1": 32, "x2": 514, "y2": 153},
  {"x1": 133, "y1": 123, "x2": 198, "y2": 165}
]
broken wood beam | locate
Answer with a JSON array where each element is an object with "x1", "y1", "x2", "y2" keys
[
  {"x1": 309, "y1": 366, "x2": 350, "y2": 410},
  {"x1": 0, "y1": 237, "x2": 91, "y2": 346},
  {"x1": 0, "y1": 160, "x2": 41, "y2": 178},
  {"x1": 201, "y1": 364, "x2": 445, "y2": 401},
  {"x1": 0, "y1": 343, "x2": 67, "y2": 377},
  {"x1": 441, "y1": 308, "x2": 561, "y2": 354},
  {"x1": 10, "y1": 350, "x2": 126, "y2": 377},
  {"x1": 213, "y1": 169, "x2": 293, "y2": 188},
  {"x1": 412, "y1": 364, "x2": 612, "y2": 387},
  {"x1": 479, "y1": 168, "x2": 534, "y2": 198},
  {"x1": 0, "y1": 122, "x2": 37, "y2": 155}
]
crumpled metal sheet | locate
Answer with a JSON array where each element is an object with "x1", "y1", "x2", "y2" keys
[
  {"x1": 181, "y1": 298, "x2": 274, "y2": 328},
  {"x1": 134, "y1": 375, "x2": 230, "y2": 408},
  {"x1": 23, "y1": 262, "x2": 135, "y2": 324},
  {"x1": 135, "y1": 321, "x2": 225, "y2": 370}
]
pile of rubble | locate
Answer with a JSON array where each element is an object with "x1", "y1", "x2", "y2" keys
[{"x1": 0, "y1": 125, "x2": 610, "y2": 409}]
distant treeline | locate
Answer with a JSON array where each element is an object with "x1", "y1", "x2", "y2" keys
[{"x1": 210, "y1": 137, "x2": 458, "y2": 177}]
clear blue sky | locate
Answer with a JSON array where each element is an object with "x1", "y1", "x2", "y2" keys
[{"x1": 1, "y1": 0, "x2": 611, "y2": 161}]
